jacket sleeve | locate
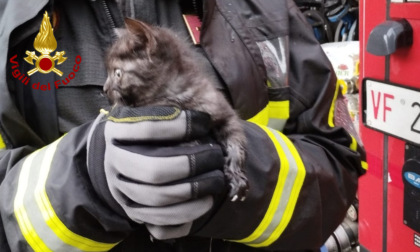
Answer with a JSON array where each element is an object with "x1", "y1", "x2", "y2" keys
[
  {"x1": 0, "y1": 123, "x2": 136, "y2": 251},
  {"x1": 195, "y1": 0, "x2": 366, "y2": 250}
]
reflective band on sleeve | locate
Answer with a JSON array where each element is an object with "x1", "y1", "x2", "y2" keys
[
  {"x1": 14, "y1": 149, "x2": 51, "y2": 252},
  {"x1": 14, "y1": 138, "x2": 119, "y2": 251},
  {"x1": 328, "y1": 81, "x2": 341, "y2": 128},
  {"x1": 248, "y1": 101, "x2": 289, "y2": 131},
  {"x1": 233, "y1": 125, "x2": 306, "y2": 247}
]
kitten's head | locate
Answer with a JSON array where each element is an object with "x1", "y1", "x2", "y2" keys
[{"x1": 104, "y1": 18, "x2": 185, "y2": 106}]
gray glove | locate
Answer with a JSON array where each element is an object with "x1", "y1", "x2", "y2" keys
[{"x1": 87, "y1": 106, "x2": 226, "y2": 240}]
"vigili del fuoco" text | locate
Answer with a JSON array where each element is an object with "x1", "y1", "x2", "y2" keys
[{"x1": 9, "y1": 54, "x2": 82, "y2": 91}]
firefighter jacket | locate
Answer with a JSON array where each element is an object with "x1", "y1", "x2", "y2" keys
[{"x1": 0, "y1": 0, "x2": 367, "y2": 251}]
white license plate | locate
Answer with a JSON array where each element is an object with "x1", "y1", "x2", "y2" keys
[{"x1": 363, "y1": 78, "x2": 420, "y2": 145}]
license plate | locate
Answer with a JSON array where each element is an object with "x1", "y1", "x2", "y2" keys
[{"x1": 362, "y1": 78, "x2": 420, "y2": 145}]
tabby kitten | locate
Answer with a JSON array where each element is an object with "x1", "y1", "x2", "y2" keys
[{"x1": 103, "y1": 18, "x2": 248, "y2": 201}]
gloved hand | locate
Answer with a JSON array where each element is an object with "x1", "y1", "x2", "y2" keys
[{"x1": 86, "y1": 106, "x2": 227, "y2": 240}]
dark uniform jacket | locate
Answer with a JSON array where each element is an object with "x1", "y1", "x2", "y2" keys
[{"x1": 0, "y1": 0, "x2": 366, "y2": 251}]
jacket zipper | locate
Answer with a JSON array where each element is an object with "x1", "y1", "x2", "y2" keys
[{"x1": 102, "y1": 0, "x2": 117, "y2": 38}]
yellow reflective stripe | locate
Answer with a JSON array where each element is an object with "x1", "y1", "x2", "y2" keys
[
  {"x1": 348, "y1": 135, "x2": 368, "y2": 171},
  {"x1": 248, "y1": 104, "x2": 269, "y2": 125},
  {"x1": 257, "y1": 131, "x2": 306, "y2": 247},
  {"x1": 14, "y1": 149, "x2": 52, "y2": 252},
  {"x1": 251, "y1": 127, "x2": 306, "y2": 247},
  {"x1": 268, "y1": 101, "x2": 289, "y2": 120},
  {"x1": 0, "y1": 133, "x2": 5, "y2": 149},
  {"x1": 362, "y1": 161, "x2": 368, "y2": 170},
  {"x1": 248, "y1": 101, "x2": 289, "y2": 126},
  {"x1": 338, "y1": 79, "x2": 347, "y2": 95},
  {"x1": 233, "y1": 125, "x2": 306, "y2": 247},
  {"x1": 350, "y1": 135, "x2": 357, "y2": 152},
  {"x1": 14, "y1": 139, "x2": 119, "y2": 251},
  {"x1": 34, "y1": 139, "x2": 118, "y2": 251},
  {"x1": 328, "y1": 81, "x2": 341, "y2": 127},
  {"x1": 233, "y1": 126, "x2": 288, "y2": 243}
]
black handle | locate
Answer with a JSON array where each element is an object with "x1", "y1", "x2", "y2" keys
[{"x1": 367, "y1": 19, "x2": 413, "y2": 56}]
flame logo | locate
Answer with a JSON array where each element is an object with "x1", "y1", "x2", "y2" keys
[
  {"x1": 24, "y1": 11, "x2": 67, "y2": 76},
  {"x1": 34, "y1": 13, "x2": 57, "y2": 55}
]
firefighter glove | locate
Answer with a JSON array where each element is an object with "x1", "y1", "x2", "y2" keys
[{"x1": 86, "y1": 106, "x2": 226, "y2": 240}]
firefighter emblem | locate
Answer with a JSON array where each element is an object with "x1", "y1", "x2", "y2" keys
[{"x1": 24, "y1": 11, "x2": 67, "y2": 76}]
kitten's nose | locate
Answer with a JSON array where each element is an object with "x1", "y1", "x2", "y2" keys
[
  {"x1": 103, "y1": 78, "x2": 111, "y2": 94},
  {"x1": 103, "y1": 83, "x2": 109, "y2": 93}
]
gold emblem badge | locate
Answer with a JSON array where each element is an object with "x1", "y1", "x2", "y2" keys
[{"x1": 24, "y1": 11, "x2": 67, "y2": 76}]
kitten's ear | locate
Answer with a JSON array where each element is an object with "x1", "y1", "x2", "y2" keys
[{"x1": 124, "y1": 18, "x2": 157, "y2": 51}]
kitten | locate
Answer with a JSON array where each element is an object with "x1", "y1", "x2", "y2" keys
[{"x1": 103, "y1": 18, "x2": 248, "y2": 201}]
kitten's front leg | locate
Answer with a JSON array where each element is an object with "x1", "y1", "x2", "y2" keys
[
  {"x1": 217, "y1": 116, "x2": 249, "y2": 201},
  {"x1": 197, "y1": 87, "x2": 248, "y2": 201}
]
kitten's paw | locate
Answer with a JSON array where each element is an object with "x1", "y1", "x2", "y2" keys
[{"x1": 228, "y1": 171, "x2": 249, "y2": 202}]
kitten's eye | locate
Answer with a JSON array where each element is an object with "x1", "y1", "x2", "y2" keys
[{"x1": 115, "y1": 69, "x2": 122, "y2": 78}]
